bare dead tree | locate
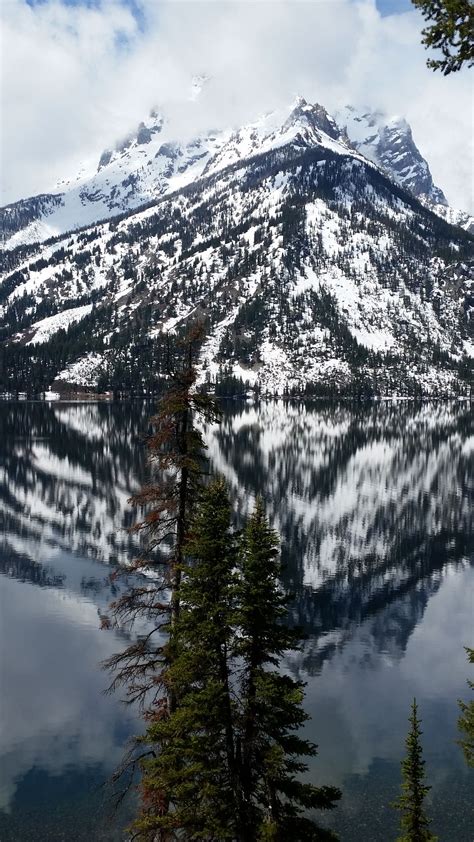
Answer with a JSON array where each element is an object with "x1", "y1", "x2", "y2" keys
[{"x1": 102, "y1": 322, "x2": 220, "y2": 825}]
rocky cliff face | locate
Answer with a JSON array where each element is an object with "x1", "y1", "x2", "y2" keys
[
  {"x1": 334, "y1": 105, "x2": 473, "y2": 234},
  {"x1": 334, "y1": 105, "x2": 447, "y2": 205}
]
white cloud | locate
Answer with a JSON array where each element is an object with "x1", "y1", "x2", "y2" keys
[{"x1": 1, "y1": 0, "x2": 472, "y2": 212}]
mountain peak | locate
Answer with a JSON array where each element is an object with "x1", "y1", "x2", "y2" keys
[
  {"x1": 283, "y1": 99, "x2": 343, "y2": 145},
  {"x1": 96, "y1": 110, "x2": 164, "y2": 174},
  {"x1": 386, "y1": 114, "x2": 409, "y2": 130},
  {"x1": 291, "y1": 94, "x2": 308, "y2": 109},
  {"x1": 3, "y1": 95, "x2": 472, "y2": 253}
]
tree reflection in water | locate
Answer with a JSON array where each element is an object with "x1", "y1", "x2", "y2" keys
[{"x1": 0, "y1": 399, "x2": 472, "y2": 840}]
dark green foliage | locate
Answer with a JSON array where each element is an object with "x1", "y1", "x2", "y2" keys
[
  {"x1": 392, "y1": 699, "x2": 437, "y2": 842},
  {"x1": 457, "y1": 354, "x2": 473, "y2": 389},
  {"x1": 412, "y1": 0, "x2": 474, "y2": 74},
  {"x1": 213, "y1": 366, "x2": 252, "y2": 397},
  {"x1": 128, "y1": 485, "x2": 340, "y2": 840},
  {"x1": 0, "y1": 308, "x2": 206, "y2": 397},
  {"x1": 236, "y1": 499, "x2": 340, "y2": 840},
  {"x1": 457, "y1": 647, "x2": 474, "y2": 767}
]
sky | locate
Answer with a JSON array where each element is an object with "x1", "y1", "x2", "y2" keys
[{"x1": 1, "y1": 0, "x2": 473, "y2": 213}]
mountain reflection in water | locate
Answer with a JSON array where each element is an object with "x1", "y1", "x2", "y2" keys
[{"x1": 0, "y1": 399, "x2": 472, "y2": 841}]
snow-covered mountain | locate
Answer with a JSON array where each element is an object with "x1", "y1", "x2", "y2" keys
[
  {"x1": 334, "y1": 105, "x2": 447, "y2": 204},
  {"x1": 0, "y1": 97, "x2": 473, "y2": 396},
  {"x1": 1, "y1": 108, "x2": 224, "y2": 249},
  {"x1": 0, "y1": 98, "x2": 357, "y2": 249},
  {"x1": 2, "y1": 98, "x2": 472, "y2": 250}
]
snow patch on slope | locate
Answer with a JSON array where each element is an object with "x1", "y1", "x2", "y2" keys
[{"x1": 25, "y1": 305, "x2": 93, "y2": 345}]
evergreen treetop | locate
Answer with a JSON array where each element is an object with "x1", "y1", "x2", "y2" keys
[
  {"x1": 134, "y1": 476, "x2": 238, "y2": 840},
  {"x1": 392, "y1": 698, "x2": 437, "y2": 842},
  {"x1": 236, "y1": 498, "x2": 341, "y2": 841}
]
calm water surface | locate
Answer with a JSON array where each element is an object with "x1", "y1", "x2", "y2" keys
[{"x1": 0, "y1": 400, "x2": 472, "y2": 841}]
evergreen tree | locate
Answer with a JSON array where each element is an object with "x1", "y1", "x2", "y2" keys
[
  {"x1": 457, "y1": 647, "x2": 474, "y2": 767},
  {"x1": 126, "y1": 488, "x2": 341, "y2": 841},
  {"x1": 236, "y1": 499, "x2": 341, "y2": 841},
  {"x1": 133, "y1": 477, "x2": 238, "y2": 840},
  {"x1": 392, "y1": 699, "x2": 437, "y2": 842}
]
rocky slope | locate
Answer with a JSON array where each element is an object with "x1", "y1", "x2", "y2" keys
[
  {"x1": 334, "y1": 105, "x2": 474, "y2": 234},
  {"x1": 0, "y1": 97, "x2": 473, "y2": 396}
]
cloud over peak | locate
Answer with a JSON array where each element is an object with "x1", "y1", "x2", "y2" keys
[{"x1": 1, "y1": 0, "x2": 472, "y2": 212}]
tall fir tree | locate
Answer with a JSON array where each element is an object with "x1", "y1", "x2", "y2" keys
[
  {"x1": 457, "y1": 647, "x2": 474, "y2": 767},
  {"x1": 105, "y1": 323, "x2": 219, "y2": 704},
  {"x1": 392, "y1": 699, "x2": 437, "y2": 842},
  {"x1": 133, "y1": 477, "x2": 238, "y2": 840},
  {"x1": 236, "y1": 498, "x2": 341, "y2": 841}
]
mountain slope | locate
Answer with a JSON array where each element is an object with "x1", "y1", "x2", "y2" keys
[
  {"x1": 1, "y1": 109, "x2": 225, "y2": 249},
  {"x1": 0, "y1": 99, "x2": 473, "y2": 396}
]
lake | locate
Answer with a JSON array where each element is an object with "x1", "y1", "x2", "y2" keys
[{"x1": 0, "y1": 399, "x2": 472, "y2": 840}]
